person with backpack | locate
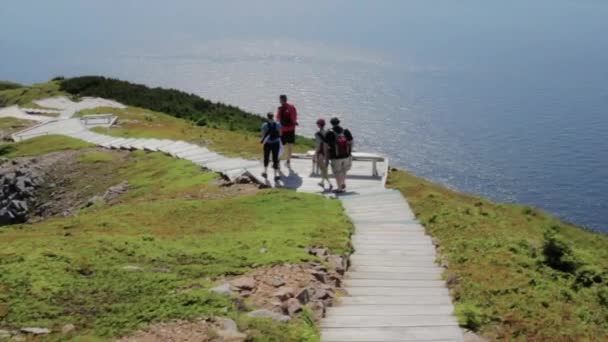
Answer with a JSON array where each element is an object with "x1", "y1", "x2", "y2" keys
[
  {"x1": 325, "y1": 117, "x2": 353, "y2": 193},
  {"x1": 276, "y1": 94, "x2": 297, "y2": 167},
  {"x1": 314, "y1": 118, "x2": 332, "y2": 191},
  {"x1": 260, "y1": 112, "x2": 282, "y2": 181}
]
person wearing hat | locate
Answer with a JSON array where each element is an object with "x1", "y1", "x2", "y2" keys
[
  {"x1": 314, "y1": 118, "x2": 332, "y2": 191},
  {"x1": 324, "y1": 117, "x2": 353, "y2": 193}
]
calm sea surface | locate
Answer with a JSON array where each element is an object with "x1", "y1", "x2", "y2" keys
[{"x1": 1, "y1": 1, "x2": 607, "y2": 231}]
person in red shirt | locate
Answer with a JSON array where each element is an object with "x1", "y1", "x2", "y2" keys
[{"x1": 276, "y1": 94, "x2": 297, "y2": 167}]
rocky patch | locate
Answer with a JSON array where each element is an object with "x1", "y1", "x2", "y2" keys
[
  {"x1": 217, "y1": 247, "x2": 348, "y2": 322},
  {"x1": 0, "y1": 158, "x2": 47, "y2": 225}
]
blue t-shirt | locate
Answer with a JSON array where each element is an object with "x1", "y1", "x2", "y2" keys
[{"x1": 261, "y1": 121, "x2": 282, "y2": 144}]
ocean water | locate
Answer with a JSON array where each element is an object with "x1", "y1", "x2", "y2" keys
[{"x1": 1, "y1": 0, "x2": 607, "y2": 231}]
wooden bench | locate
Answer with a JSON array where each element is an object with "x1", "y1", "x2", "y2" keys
[{"x1": 304, "y1": 150, "x2": 385, "y2": 177}]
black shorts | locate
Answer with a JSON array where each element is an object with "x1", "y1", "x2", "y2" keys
[{"x1": 281, "y1": 131, "x2": 296, "y2": 144}]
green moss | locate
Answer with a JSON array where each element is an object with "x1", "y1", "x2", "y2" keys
[
  {"x1": 0, "y1": 149, "x2": 351, "y2": 340},
  {"x1": 0, "y1": 135, "x2": 93, "y2": 158},
  {"x1": 0, "y1": 117, "x2": 36, "y2": 132},
  {"x1": 0, "y1": 81, "x2": 67, "y2": 107},
  {"x1": 387, "y1": 169, "x2": 608, "y2": 340}
]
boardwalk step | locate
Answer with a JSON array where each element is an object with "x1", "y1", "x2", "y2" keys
[
  {"x1": 320, "y1": 315, "x2": 458, "y2": 328},
  {"x1": 321, "y1": 326, "x2": 463, "y2": 341}
]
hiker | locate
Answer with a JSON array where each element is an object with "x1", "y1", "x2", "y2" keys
[
  {"x1": 325, "y1": 117, "x2": 353, "y2": 193},
  {"x1": 276, "y1": 94, "x2": 297, "y2": 167},
  {"x1": 314, "y1": 118, "x2": 332, "y2": 191},
  {"x1": 260, "y1": 112, "x2": 282, "y2": 181}
]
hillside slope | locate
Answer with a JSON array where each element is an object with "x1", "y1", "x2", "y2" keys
[{"x1": 388, "y1": 170, "x2": 608, "y2": 340}]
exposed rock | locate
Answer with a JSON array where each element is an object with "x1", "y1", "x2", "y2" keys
[
  {"x1": 271, "y1": 276, "x2": 285, "y2": 287},
  {"x1": 231, "y1": 277, "x2": 256, "y2": 290},
  {"x1": 463, "y1": 330, "x2": 488, "y2": 342},
  {"x1": 273, "y1": 287, "x2": 295, "y2": 301},
  {"x1": 211, "y1": 283, "x2": 233, "y2": 296},
  {"x1": 20, "y1": 327, "x2": 51, "y2": 335},
  {"x1": 0, "y1": 329, "x2": 10, "y2": 339},
  {"x1": 447, "y1": 274, "x2": 459, "y2": 286},
  {"x1": 151, "y1": 267, "x2": 171, "y2": 273},
  {"x1": 61, "y1": 324, "x2": 76, "y2": 334},
  {"x1": 328, "y1": 255, "x2": 346, "y2": 275},
  {"x1": 215, "y1": 317, "x2": 238, "y2": 332},
  {"x1": 311, "y1": 270, "x2": 327, "y2": 283},
  {"x1": 122, "y1": 265, "x2": 143, "y2": 272},
  {"x1": 232, "y1": 297, "x2": 248, "y2": 312},
  {"x1": 103, "y1": 181, "x2": 129, "y2": 202},
  {"x1": 312, "y1": 288, "x2": 330, "y2": 300},
  {"x1": 296, "y1": 288, "x2": 310, "y2": 304},
  {"x1": 285, "y1": 298, "x2": 302, "y2": 316},
  {"x1": 247, "y1": 309, "x2": 290, "y2": 322},
  {"x1": 215, "y1": 329, "x2": 247, "y2": 342},
  {"x1": 307, "y1": 300, "x2": 326, "y2": 320},
  {"x1": 85, "y1": 195, "x2": 104, "y2": 207},
  {"x1": 310, "y1": 247, "x2": 329, "y2": 259}
]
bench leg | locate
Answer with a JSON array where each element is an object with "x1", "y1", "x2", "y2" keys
[{"x1": 372, "y1": 160, "x2": 378, "y2": 177}]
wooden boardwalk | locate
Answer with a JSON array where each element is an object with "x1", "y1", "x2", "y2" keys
[{"x1": 11, "y1": 121, "x2": 463, "y2": 341}]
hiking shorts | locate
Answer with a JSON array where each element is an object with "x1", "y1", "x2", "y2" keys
[
  {"x1": 330, "y1": 157, "x2": 352, "y2": 176},
  {"x1": 281, "y1": 131, "x2": 295, "y2": 144}
]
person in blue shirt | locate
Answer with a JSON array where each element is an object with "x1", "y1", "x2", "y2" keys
[{"x1": 260, "y1": 112, "x2": 282, "y2": 181}]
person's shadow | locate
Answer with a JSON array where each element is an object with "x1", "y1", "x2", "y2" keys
[{"x1": 279, "y1": 167, "x2": 303, "y2": 190}]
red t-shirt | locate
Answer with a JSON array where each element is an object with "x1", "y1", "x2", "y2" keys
[{"x1": 277, "y1": 103, "x2": 297, "y2": 133}]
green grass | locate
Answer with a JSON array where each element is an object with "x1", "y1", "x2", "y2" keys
[
  {"x1": 0, "y1": 81, "x2": 23, "y2": 91},
  {"x1": 0, "y1": 80, "x2": 67, "y2": 108},
  {"x1": 387, "y1": 169, "x2": 608, "y2": 340},
  {"x1": 0, "y1": 135, "x2": 93, "y2": 158},
  {"x1": 78, "y1": 106, "x2": 314, "y2": 158},
  {"x1": 0, "y1": 137, "x2": 352, "y2": 341},
  {"x1": 0, "y1": 117, "x2": 36, "y2": 133}
]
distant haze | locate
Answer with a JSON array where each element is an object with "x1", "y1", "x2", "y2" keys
[{"x1": 2, "y1": 0, "x2": 607, "y2": 231}]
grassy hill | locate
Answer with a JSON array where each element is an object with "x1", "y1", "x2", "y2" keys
[
  {"x1": 0, "y1": 136, "x2": 351, "y2": 341},
  {"x1": 60, "y1": 76, "x2": 264, "y2": 132},
  {"x1": 388, "y1": 171, "x2": 608, "y2": 340}
]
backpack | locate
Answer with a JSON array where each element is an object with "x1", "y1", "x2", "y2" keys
[
  {"x1": 333, "y1": 128, "x2": 351, "y2": 158},
  {"x1": 267, "y1": 122, "x2": 280, "y2": 140},
  {"x1": 261, "y1": 122, "x2": 280, "y2": 144},
  {"x1": 279, "y1": 106, "x2": 292, "y2": 126}
]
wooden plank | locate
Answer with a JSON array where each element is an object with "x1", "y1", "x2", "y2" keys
[
  {"x1": 347, "y1": 272, "x2": 442, "y2": 281},
  {"x1": 344, "y1": 279, "x2": 445, "y2": 288},
  {"x1": 326, "y1": 305, "x2": 454, "y2": 316},
  {"x1": 339, "y1": 295, "x2": 453, "y2": 305},
  {"x1": 349, "y1": 266, "x2": 443, "y2": 274},
  {"x1": 321, "y1": 315, "x2": 458, "y2": 328},
  {"x1": 321, "y1": 326, "x2": 463, "y2": 341}
]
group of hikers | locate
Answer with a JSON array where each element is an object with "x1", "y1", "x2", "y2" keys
[{"x1": 261, "y1": 94, "x2": 354, "y2": 193}]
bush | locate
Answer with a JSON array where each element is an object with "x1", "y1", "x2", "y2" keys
[
  {"x1": 51, "y1": 75, "x2": 65, "y2": 81},
  {"x1": 0, "y1": 80, "x2": 23, "y2": 91},
  {"x1": 456, "y1": 303, "x2": 488, "y2": 331},
  {"x1": 60, "y1": 76, "x2": 264, "y2": 132},
  {"x1": 575, "y1": 266, "x2": 605, "y2": 287},
  {"x1": 542, "y1": 231, "x2": 579, "y2": 273}
]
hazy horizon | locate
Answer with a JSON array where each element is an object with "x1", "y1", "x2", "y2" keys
[{"x1": 2, "y1": 0, "x2": 607, "y2": 231}]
